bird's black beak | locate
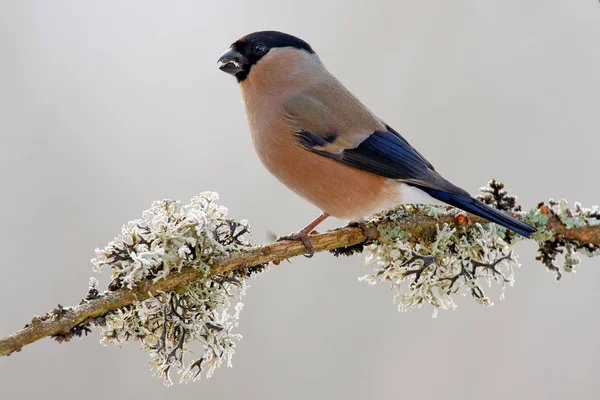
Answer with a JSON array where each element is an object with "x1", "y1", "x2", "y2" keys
[{"x1": 217, "y1": 48, "x2": 245, "y2": 76}]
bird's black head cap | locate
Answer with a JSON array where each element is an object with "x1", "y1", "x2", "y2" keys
[{"x1": 229, "y1": 31, "x2": 314, "y2": 82}]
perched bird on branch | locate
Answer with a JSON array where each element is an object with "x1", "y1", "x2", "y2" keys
[{"x1": 217, "y1": 30, "x2": 536, "y2": 254}]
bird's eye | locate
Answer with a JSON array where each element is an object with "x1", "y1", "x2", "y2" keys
[{"x1": 254, "y1": 43, "x2": 267, "y2": 55}]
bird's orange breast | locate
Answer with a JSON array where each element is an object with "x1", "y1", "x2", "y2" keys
[{"x1": 245, "y1": 107, "x2": 400, "y2": 219}]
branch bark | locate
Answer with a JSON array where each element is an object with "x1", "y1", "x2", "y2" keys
[{"x1": 1, "y1": 211, "x2": 598, "y2": 357}]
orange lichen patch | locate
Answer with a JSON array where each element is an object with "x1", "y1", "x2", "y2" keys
[
  {"x1": 539, "y1": 204, "x2": 551, "y2": 216},
  {"x1": 455, "y1": 213, "x2": 472, "y2": 226}
]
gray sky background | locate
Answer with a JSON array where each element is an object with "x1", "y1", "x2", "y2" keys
[{"x1": 1, "y1": 1, "x2": 600, "y2": 399}]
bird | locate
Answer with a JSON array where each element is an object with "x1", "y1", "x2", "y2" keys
[{"x1": 217, "y1": 31, "x2": 536, "y2": 255}]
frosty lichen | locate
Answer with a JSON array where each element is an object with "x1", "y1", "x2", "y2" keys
[
  {"x1": 361, "y1": 181, "x2": 526, "y2": 316},
  {"x1": 4, "y1": 179, "x2": 600, "y2": 364},
  {"x1": 362, "y1": 215, "x2": 519, "y2": 317},
  {"x1": 91, "y1": 192, "x2": 261, "y2": 385},
  {"x1": 361, "y1": 181, "x2": 600, "y2": 315}
]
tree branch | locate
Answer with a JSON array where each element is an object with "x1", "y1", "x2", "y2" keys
[{"x1": 1, "y1": 206, "x2": 598, "y2": 358}]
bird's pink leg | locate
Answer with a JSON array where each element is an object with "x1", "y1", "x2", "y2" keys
[{"x1": 278, "y1": 213, "x2": 330, "y2": 257}]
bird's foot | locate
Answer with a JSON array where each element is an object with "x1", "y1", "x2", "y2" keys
[
  {"x1": 277, "y1": 231, "x2": 316, "y2": 258},
  {"x1": 275, "y1": 213, "x2": 329, "y2": 258}
]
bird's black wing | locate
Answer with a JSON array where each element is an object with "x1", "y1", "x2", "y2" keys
[{"x1": 296, "y1": 125, "x2": 536, "y2": 237}]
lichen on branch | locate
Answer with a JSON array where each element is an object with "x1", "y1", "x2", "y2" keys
[
  {"x1": 527, "y1": 198, "x2": 600, "y2": 278},
  {"x1": 91, "y1": 192, "x2": 264, "y2": 385},
  {"x1": 359, "y1": 180, "x2": 524, "y2": 316},
  {"x1": 1, "y1": 181, "x2": 600, "y2": 387},
  {"x1": 361, "y1": 218, "x2": 519, "y2": 316},
  {"x1": 359, "y1": 181, "x2": 600, "y2": 316}
]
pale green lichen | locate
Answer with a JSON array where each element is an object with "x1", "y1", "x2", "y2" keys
[
  {"x1": 524, "y1": 207, "x2": 549, "y2": 228},
  {"x1": 552, "y1": 199, "x2": 599, "y2": 228},
  {"x1": 362, "y1": 218, "x2": 519, "y2": 317},
  {"x1": 361, "y1": 181, "x2": 536, "y2": 316},
  {"x1": 419, "y1": 203, "x2": 449, "y2": 219},
  {"x1": 362, "y1": 183, "x2": 600, "y2": 311},
  {"x1": 563, "y1": 243, "x2": 581, "y2": 273},
  {"x1": 82, "y1": 182, "x2": 600, "y2": 384},
  {"x1": 531, "y1": 198, "x2": 600, "y2": 278},
  {"x1": 91, "y1": 192, "x2": 261, "y2": 385}
]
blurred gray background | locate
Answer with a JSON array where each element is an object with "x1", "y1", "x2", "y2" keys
[{"x1": 1, "y1": 1, "x2": 600, "y2": 399}]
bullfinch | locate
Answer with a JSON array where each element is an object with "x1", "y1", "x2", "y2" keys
[{"x1": 217, "y1": 31, "x2": 536, "y2": 255}]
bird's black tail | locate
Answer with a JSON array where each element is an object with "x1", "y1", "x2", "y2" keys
[{"x1": 417, "y1": 187, "x2": 537, "y2": 237}]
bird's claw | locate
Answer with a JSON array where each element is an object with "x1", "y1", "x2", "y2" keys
[{"x1": 277, "y1": 232, "x2": 315, "y2": 258}]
